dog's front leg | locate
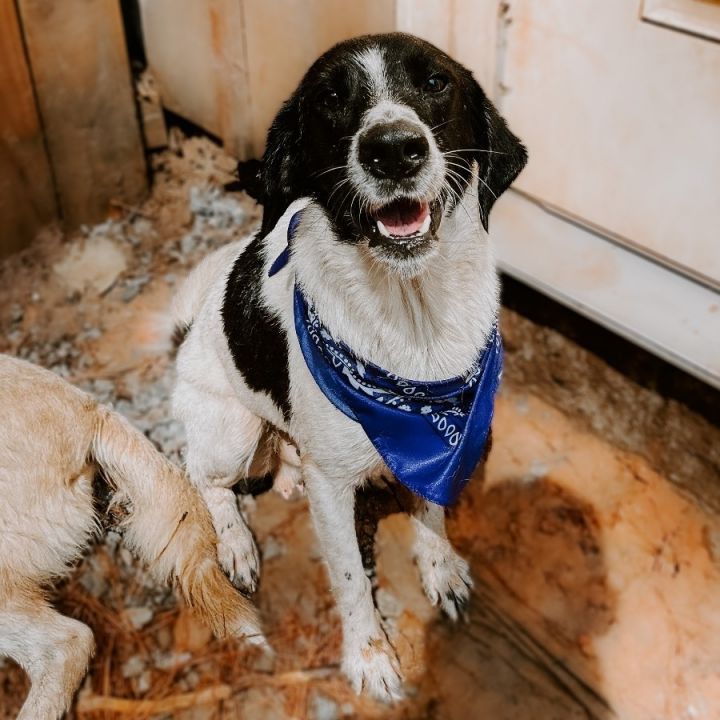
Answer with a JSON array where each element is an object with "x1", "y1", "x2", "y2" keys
[
  {"x1": 176, "y1": 380, "x2": 262, "y2": 593},
  {"x1": 303, "y1": 460, "x2": 403, "y2": 702},
  {"x1": 412, "y1": 500, "x2": 472, "y2": 620}
]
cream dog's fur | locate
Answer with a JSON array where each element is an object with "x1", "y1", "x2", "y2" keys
[{"x1": 0, "y1": 355, "x2": 262, "y2": 720}]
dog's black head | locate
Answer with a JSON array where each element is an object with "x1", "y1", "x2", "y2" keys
[{"x1": 260, "y1": 33, "x2": 527, "y2": 270}]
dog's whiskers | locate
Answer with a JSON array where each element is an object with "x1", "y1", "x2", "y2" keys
[
  {"x1": 312, "y1": 164, "x2": 349, "y2": 179},
  {"x1": 439, "y1": 165, "x2": 479, "y2": 235},
  {"x1": 443, "y1": 182, "x2": 476, "y2": 234},
  {"x1": 443, "y1": 147, "x2": 507, "y2": 156},
  {"x1": 445, "y1": 158, "x2": 497, "y2": 202},
  {"x1": 328, "y1": 177, "x2": 351, "y2": 206},
  {"x1": 430, "y1": 119, "x2": 457, "y2": 132},
  {"x1": 476, "y1": 174, "x2": 497, "y2": 199}
]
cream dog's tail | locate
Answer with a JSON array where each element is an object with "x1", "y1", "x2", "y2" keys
[{"x1": 91, "y1": 405, "x2": 263, "y2": 643}]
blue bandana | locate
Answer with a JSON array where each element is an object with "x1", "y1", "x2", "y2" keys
[{"x1": 270, "y1": 210, "x2": 503, "y2": 506}]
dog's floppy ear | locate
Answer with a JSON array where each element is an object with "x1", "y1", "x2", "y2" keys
[
  {"x1": 224, "y1": 159, "x2": 263, "y2": 201},
  {"x1": 260, "y1": 92, "x2": 304, "y2": 234},
  {"x1": 466, "y1": 74, "x2": 527, "y2": 231}
]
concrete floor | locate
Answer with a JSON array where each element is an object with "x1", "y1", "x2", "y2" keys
[{"x1": 1, "y1": 134, "x2": 718, "y2": 720}]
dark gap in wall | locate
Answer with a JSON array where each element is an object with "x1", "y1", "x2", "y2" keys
[
  {"x1": 119, "y1": 0, "x2": 147, "y2": 73},
  {"x1": 162, "y1": 110, "x2": 224, "y2": 148},
  {"x1": 118, "y1": 0, "x2": 150, "y2": 187},
  {"x1": 500, "y1": 273, "x2": 719, "y2": 427}
]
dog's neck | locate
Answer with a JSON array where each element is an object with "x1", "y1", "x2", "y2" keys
[{"x1": 291, "y1": 183, "x2": 499, "y2": 381}]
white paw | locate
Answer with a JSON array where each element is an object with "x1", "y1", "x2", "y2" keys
[
  {"x1": 273, "y1": 462, "x2": 304, "y2": 500},
  {"x1": 217, "y1": 521, "x2": 260, "y2": 593},
  {"x1": 343, "y1": 637, "x2": 403, "y2": 703},
  {"x1": 416, "y1": 545, "x2": 472, "y2": 621}
]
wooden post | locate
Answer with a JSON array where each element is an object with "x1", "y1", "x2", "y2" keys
[
  {"x1": 18, "y1": 0, "x2": 147, "y2": 229},
  {"x1": 0, "y1": 0, "x2": 58, "y2": 258}
]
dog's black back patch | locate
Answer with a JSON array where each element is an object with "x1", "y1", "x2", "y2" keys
[{"x1": 222, "y1": 235, "x2": 290, "y2": 417}]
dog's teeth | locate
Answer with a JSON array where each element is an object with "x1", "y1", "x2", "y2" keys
[
  {"x1": 377, "y1": 220, "x2": 391, "y2": 238},
  {"x1": 420, "y1": 214, "x2": 431, "y2": 234}
]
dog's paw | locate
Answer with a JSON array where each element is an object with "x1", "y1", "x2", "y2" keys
[
  {"x1": 217, "y1": 521, "x2": 260, "y2": 593},
  {"x1": 416, "y1": 545, "x2": 472, "y2": 621},
  {"x1": 343, "y1": 637, "x2": 403, "y2": 703}
]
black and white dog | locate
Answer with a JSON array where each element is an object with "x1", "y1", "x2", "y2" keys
[{"x1": 172, "y1": 33, "x2": 526, "y2": 700}]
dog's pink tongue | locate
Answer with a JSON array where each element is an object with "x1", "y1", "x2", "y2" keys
[{"x1": 377, "y1": 200, "x2": 429, "y2": 236}]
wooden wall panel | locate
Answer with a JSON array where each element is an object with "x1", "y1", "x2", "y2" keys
[
  {"x1": 19, "y1": 0, "x2": 147, "y2": 229},
  {"x1": 141, "y1": 0, "x2": 396, "y2": 159},
  {"x1": 140, "y1": 0, "x2": 505, "y2": 159},
  {"x1": 0, "y1": 0, "x2": 57, "y2": 258},
  {"x1": 140, "y1": 0, "x2": 233, "y2": 146},
  {"x1": 242, "y1": 0, "x2": 396, "y2": 156},
  {"x1": 396, "y1": 0, "x2": 502, "y2": 96}
]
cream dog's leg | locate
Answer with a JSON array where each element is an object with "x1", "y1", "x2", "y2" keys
[
  {"x1": 0, "y1": 593, "x2": 94, "y2": 720},
  {"x1": 173, "y1": 378, "x2": 263, "y2": 592},
  {"x1": 411, "y1": 500, "x2": 472, "y2": 620}
]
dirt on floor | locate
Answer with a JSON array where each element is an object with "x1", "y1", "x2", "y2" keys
[
  {"x1": 500, "y1": 295, "x2": 720, "y2": 518},
  {"x1": 1, "y1": 133, "x2": 719, "y2": 720}
]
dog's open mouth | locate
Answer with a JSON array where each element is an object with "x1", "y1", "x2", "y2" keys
[
  {"x1": 365, "y1": 198, "x2": 442, "y2": 256},
  {"x1": 374, "y1": 198, "x2": 431, "y2": 239}
]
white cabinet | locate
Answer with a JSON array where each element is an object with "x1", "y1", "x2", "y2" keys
[
  {"x1": 500, "y1": 0, "x2": 720, "y2": 285},
  {"x1": 486, "y1": 0, "x2": 720, "y2": 386}
]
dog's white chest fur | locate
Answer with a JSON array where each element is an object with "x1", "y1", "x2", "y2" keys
[
  {"x1": 178, "y1": 177, "x2": 498, "y2": 441},
  {"x1": 269, "y1": 181, "x2": 498, "y2": 377}
]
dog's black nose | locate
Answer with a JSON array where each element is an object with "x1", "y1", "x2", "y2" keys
[{"x1": 359, "y1": 122, "x2": 429, "y2": 180}]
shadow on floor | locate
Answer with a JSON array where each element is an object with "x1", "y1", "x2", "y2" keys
[{"x1": 358, "y1": 471, "x2": 617, "y2": 719}]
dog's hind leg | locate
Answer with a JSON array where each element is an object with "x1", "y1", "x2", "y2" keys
[
  {"x1": 272, "y1": 437, "x2": 304, "y2": 500},
  {"x1": 411, "y1": 500, "x2": 472, "y2": 621},
  {"x1": 173, "y1": 379, "x2": 264, "y2": 593},
  {"x1": 0, "y1": 591, "x2": 94, "y2": 720}
]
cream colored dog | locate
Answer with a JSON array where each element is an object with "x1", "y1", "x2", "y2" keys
[{"x1": 0, "y1": 355, "x2": 263, "y2": 720}]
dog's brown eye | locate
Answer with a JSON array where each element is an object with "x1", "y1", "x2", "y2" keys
[{"x1": 423, "y1": 73, "x2": 449, "y2": 93}]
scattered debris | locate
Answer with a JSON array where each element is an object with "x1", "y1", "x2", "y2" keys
[
  {"x1": 54, "y1": 231, "x2": 127, "y2": 295},
  {"x1": 189, "y1": 185, "x2": 246, "y2": 229},
  {"x1": 123, "y1": 606, "x2": 154, "y2": 630},
  {"x1": 120, "y1": 273, "x2": 150, "y2": 302},
  {"x1": 120, "y1": 656, "x2": 145, "y2": 680}
]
